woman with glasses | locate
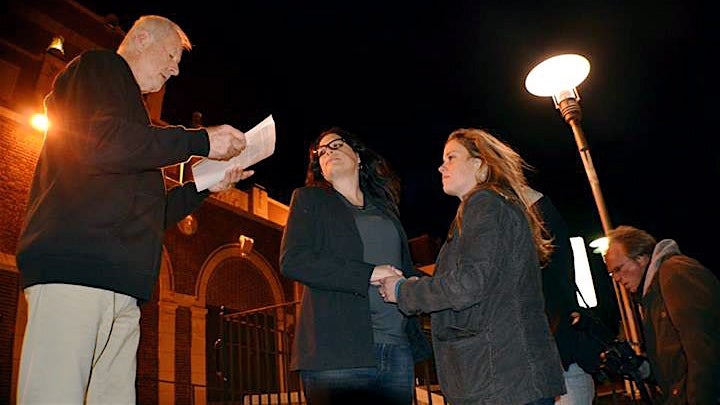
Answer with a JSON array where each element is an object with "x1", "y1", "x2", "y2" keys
[
  {"x1": 280, "y1": 127, "x2": 431, "y2": 405},
  {"x1": 375, "y1": 128, "x2": 566, "y2": 405}
]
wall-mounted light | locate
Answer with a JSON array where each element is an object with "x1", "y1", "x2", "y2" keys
[
  {"x1": 47, "y1": 35, "x2": 65, "y2": 56},
  {"x1": 238, "y1": 235, "x2": 254, "y2": 257},
  {"x1": 177, "y1": 214, "x2": 198, "y2": 235},
  {"x1": 30, "y1": 113, "x2": 49, "y2": 132}
]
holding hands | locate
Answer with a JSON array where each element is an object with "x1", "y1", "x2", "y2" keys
[
  {"x1": 376, "y1": 274, "x2": 405, "y2": 303},
  {"x1": 370, "y1": 264, "x2": 408, "y2": 303},
  {"x1": 207, "y1": 124, "x2": 247, "y2": 160},
  {"x1": 370, "y1": 264, "x2": 402, "y2": 285}
]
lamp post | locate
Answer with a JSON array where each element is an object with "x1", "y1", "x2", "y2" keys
[{"x1": 524, "y1": 54, "x2": 644, "y2": 369}]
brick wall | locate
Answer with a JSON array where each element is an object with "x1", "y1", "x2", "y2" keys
[
  {"x1": 164, "y1": 199, "x2": 285, "y2": 297},
  {"x1": 175, "y1": 307, "x2": 192, "y2": 405},
  {"x1": 0, "y1": 114, "x2": 42, "y2": 256},
  {"x1": 0, "y1": 110, "x2": 37, "y2": 405},
  {"x1": 138, "y1": 290, "x2": 159, "y2": 405},
  {"x1": 0, "y1": 271, "x2": 19, "y2": 403}
]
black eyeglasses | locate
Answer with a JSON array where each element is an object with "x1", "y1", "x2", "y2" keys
[{"x1": 313, "y1": 138, "x2": 346, "y2": 158}]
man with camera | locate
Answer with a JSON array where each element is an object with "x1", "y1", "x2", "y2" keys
[{"x1": 604, "y1": 225, "x2": 719, "y2": 404}]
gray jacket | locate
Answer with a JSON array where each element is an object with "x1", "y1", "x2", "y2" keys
[{"x1": 398, "y1": 189, "x2": 565, "y2": 404}]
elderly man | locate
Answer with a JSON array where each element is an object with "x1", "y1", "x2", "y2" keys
[
  {"x1": 16, "y1": 15, "x2": 252, "y2": 404},
  {"x1": 605, "y1": 225, "x2": 719, "y2": 404}
]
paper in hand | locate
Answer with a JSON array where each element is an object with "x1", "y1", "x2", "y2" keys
[{"x1": 192, "y1": 115, "x2": 276, "y2": 191}]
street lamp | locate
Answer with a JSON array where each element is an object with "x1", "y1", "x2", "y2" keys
[
  {"x1": 525, "y1": 54, "x2": 612, "y2": 234},
  {"x1": 525, "y1": 54, "x2": 644, "y2": 373}
]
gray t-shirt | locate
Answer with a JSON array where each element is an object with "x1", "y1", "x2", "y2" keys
[{"x1": 346, "y1": 200, "x2": 408, "y2": 345}]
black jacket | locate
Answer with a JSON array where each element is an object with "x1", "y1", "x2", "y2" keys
[
  {"x1": 16, "y1": 50, "x2": 210, "y2": 301},
  {"x1": 280, "y1": 186, "x2": 431, "y2": 370},
  {"x1": 535, "y1": 195, "x2": 583, "y2": 369},
  {"x1": 536, "y1": 195, "x2": 617, "y2": 375}
]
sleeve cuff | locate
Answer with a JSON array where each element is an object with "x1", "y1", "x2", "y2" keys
[
  {"x1": 395, "y1": 278, "x2": 406, "y2": 299},
  {"x1": 188, "y1": 128, "x2": 210, "y2": 156}
]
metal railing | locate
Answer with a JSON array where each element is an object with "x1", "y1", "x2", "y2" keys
[{"x1": 211, "y1": 302, "x2": 447, "y2": 405}]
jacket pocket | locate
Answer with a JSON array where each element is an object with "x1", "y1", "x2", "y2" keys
[
  {"x1": 434, "y1": 335, "x2": 493, "y2": 400},
  {"x1": 433, "y1": 306, "x2": 485, "y2": 342}
]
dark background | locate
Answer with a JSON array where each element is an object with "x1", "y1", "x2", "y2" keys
[{"x1": 77, "y1": 0, "x2": 716, "y2": 273}]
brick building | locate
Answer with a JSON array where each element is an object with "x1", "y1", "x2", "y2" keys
[{"x1": 0, "y1": 1, "x2": 299, "y2": 404}]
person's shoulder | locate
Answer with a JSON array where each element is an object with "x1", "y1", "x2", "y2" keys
[
  {"x1": 293, "y1": 185, "x2": 322, "y2": 196},
  {"x1": 657, "y1": 256, "x2": 719, "y2": 298},
  {"x1": 459, "y1": 190, "x2": 509, "y2": 223},
  {"x1": 466, "y1": 188, "x2": 510, "y2": 208},
  {"x1": 662, "y1": 255, "x2": 715, "y2": 280},
  {"x1": 70, "y1": 49, "x2": 122, "y2": 72},
  {"x1": 78, "y1": 49, "x2": 119, "y2": 63},
  {"x1": 467, "y1": 188, "x2": 496, "y2": 201},
  {"x1": 291, "y1": 185, "x2": 333, "y2": 202},
  {"x1": 663, "y1": 254, "x2": 703, "y2": 269},
  {"x1": 290, "y1": 186, "x2": 340, "y2": 214}
]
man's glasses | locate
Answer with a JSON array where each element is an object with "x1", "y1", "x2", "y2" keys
[
  {"x1": 313, "y1": 138, "x2": 346, "y2": 158},
  {"x1": 609, "y1": 258, "x2": 634, "y2": 277}
]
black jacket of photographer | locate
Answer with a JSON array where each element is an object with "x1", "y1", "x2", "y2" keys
[{"x1": 535, "y1": 194, "x2": 608, "y2": 373}]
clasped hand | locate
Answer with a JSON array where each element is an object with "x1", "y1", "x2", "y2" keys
[{"x1": 370, "y1": 265, "x2": 405, "y2": 303}]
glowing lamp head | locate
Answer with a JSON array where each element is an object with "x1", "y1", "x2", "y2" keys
[
  {"x1": 589, "y1": 236, "x2": 609, "y2": 256},
  {"x1": 525, "y1": 54, "x2": 590, "y2": 102}
]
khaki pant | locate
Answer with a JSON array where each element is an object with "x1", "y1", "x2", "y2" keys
[{"x1": 17, "y1": 283, "x2": 140, "y2": 404}]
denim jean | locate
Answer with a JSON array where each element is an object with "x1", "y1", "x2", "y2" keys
[
  {"x1": 555, "y1": 363, "x2": 595, "y2": 405},
  {"x1": 301, "y1": 343, "x2": 414, "y2": 405}
]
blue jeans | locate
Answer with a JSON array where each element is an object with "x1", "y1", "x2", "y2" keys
[
  {"x1": 301, "y1": 343, "x2": 414, "y2": 405},
  {"x1": 555, "y1": 363, "x2": 595, "y2": 405}
]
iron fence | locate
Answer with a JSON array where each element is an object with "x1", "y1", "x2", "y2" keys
[{"x1": 212, "y1": 301, "x2": 447, "y2": 405}]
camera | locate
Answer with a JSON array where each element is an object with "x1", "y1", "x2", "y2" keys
[
  {"x1": 599, "y1": 339, "x2": 650, "y2": 380},
  {"x1": 571, "y1": 309, "x2": 647, "y2": 379},
  {"x1": 570, "y1": 307, "x2": 656, "y2": 403}
]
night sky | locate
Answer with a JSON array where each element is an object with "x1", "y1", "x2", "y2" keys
[{"x1": 78, "y1": 1, "x2": 715, "y2": 273}]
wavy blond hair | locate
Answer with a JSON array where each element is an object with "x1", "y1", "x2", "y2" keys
[{"x1": 448, "y1": 128, "x2": 553, "y2": 265}]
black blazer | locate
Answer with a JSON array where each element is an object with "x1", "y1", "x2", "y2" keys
[{"x1": 280, "y1": 186, "x2": 431, "y2": 370}]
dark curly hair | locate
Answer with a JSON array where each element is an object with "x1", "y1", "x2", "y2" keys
[{"x1": 305, "y1": 127, "x2": 401, "y2": 217}]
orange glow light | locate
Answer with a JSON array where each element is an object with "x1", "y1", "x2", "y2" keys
[{"x1": 30, "y1": 113, "x2": 49, "y2": 132}]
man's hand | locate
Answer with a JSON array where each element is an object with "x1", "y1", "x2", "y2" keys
[
  {"x1": 207, "y1": 125, "x2": 247, "y2": 160},
  {"x1": 208, "y1": 165, "x2": 254, "y2": 192}
]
